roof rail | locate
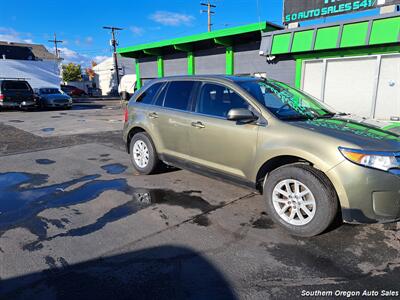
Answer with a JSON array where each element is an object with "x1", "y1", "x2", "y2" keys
[{"x1": 0, "y1": 77, "x2": 30, "y2": 81}]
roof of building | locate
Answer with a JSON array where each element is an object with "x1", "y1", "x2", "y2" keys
[
  {"x1": 118, "y1": 22, "x2": 283, "y2": 59},
  {"x1": 0, "y1": 41, "x2": 58, "y2": 60},
  {"x1": 260, "y1": 13, "x2": 400, "y2": 56}
]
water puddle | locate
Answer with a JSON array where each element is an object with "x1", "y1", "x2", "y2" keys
[
  {"x1": 0, "y1": 172, "x2": 218, "y2": 251},
  {"x1": 36, "y1": 159, "x2": 56, "y2": 165},
  {"x1": 191, "y1": 215, "x2": 211, "y2": 227},
  {"x1": 101, "y1": 163, "x2": 127, "y2": 175},
  {"x1": 33, "y1": 189, "x2": 218, "y2": 244},
  {"x1": 41, "y1": 128, "x2": 55, "y2": 133},
  {"x1": 0, "y1": 172, "x2": 129, "y2": 242},
  {"x1": 251, "y1": 215, "x2": 274, "y2": 229}
]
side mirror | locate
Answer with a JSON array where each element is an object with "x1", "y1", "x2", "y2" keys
[{"x1": 227, "y1": 108, "x2": 258, "y2": 122}]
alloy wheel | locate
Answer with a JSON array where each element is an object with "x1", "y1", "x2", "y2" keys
[
  {"x1": 272, "y1": 179, "x2": 316, "y2": 226},
  {"x1": 133, "y1": 140, "x2": 150, "y2": 168}
]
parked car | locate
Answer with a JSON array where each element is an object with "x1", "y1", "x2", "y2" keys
[
  {"x1": 118, "y1": 74, "x2": 137, "y2": 100},
  {"x1": 87, "y1": 87, "x2": 102, "y2": 97},
  {"x1": 123, "y1": 75, "x2": 400, "y2": 237},
  {"x1": 61, "y1": 85, "x2": 87, "y2": 97},
  {"x1": 0, "y1": 78, "x2": 36, "y2": 109},
  {"x1": 34, "y1": 87, "x2": 72, "y2": 109}
]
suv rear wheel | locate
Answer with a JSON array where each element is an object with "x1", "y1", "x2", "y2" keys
[
  {"x1": 264, "y1": 164, "x2": 338, "y2": 237},
  {"x1": 130, "y1": 132, "x2": 160, "y2": 175}
]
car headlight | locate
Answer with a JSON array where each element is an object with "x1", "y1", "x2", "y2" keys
[{"x1": 339, "y1": 147, "x2": 399, "y2": 172}]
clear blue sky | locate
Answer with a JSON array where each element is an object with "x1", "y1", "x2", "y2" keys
[{"x1": 0, "y1": 0, "x2": 378, "y2": 66}]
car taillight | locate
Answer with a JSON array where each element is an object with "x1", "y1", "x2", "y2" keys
[
  {"x1": 124, "y1": 108, "x2": 129, "y2": 123},
  {"x1": 0, "y1": 94, "x2": 4, "y2": 100}
]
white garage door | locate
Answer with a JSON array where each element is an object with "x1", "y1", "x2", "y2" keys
[
  {"x1": 375, "y1": 55, "x2": 400, "y2": 120},
  {"x1": 302, "y1": 54, "x2": 400, "y2": 120},
  {"x1": 302, "y1": 59, "x2": 324, "y2": 99},
  {"x1": 324, "y1": 57, "x2": 377, "y2": 117}
]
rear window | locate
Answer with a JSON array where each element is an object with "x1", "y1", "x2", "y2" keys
[
  {"x1": 3, "y1": 81, "x2": 31, "y2": 91},
  {"x1": 163, "y1": 81, "x2": 195, "y2": 111}
]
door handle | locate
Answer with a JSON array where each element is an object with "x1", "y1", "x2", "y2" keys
[
  {"x1": 191, "y1": 121, "x2": 205, "y2": 129},
  {"x1": 148, "y1": 112, "x2": 159, "y2": 119}
]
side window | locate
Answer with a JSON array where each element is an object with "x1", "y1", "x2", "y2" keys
[
  {"x1": 197, "y1": 83, "x2": 249, "y2": 118},
  {"x1": 163, "y1": 81, "x2": 195, "y2": 111},
  {"x1": 136, "y1": 82, "x2": 163, "y2": 104}
]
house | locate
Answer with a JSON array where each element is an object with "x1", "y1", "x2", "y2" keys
[
  {"x1": 92, "y1": 56, "x2": 135, "y2": 96},
  {"x1": 0, "y1": 41, "x2": 61, "y2": 88}
]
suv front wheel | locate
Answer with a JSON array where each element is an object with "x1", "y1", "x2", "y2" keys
[
  {"x1": 264, "y1": 164, "x2": 338, "y2": 237},
  {"x1": 130, "y1": 132, "x2": 160, "y2": 175}
]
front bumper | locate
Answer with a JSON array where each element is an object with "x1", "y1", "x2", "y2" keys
[
  {"x1": 328, "y1": 160, "x2": 400, "y2": 224},
  {"x1": 43, "y1": 102, "x2": 72, "y2": 108}
]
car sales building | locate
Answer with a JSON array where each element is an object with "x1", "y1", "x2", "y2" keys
[{"x1": 119, "y1": 13, "x2": 400, "y2": 121}]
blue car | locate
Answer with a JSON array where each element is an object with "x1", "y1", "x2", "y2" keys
[{"x1": 35, "y1": 87, "x2": 73, "y2": 109}]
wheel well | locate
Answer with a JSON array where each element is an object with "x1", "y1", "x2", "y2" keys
[
  {"x1": 127, "y1": 127, "x2": 146, "y2": 153},
  {"x1": 256, "y1": 156, "x2": 312, "y2": 193}
]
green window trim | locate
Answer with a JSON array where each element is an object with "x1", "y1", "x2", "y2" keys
[
  {"x1": 188, "y1": 52, "x2": 195, "y2": 75},
  {"x1": 291, "y1": 30, "x2": 314, "y2": 53},
  {"x1": 271, "y1": 33, "x2": 291, "y2": 55},
  {"x1": 295, "y1": 59, "x2": 303, "y2": 89},
  {"x1": 157, "y1": 56, "x2": 164, "y2": 78},
  {"x1": 314, "y1": 26, "x2": 340, "y2": 51},
  {"x1": 226, "y1": 46, "x2": 234, "y2": 75},
  {"x1": 369, "y1": 16, "x2": 400, "y2": 45},
  {"x1": 118, "y1": 22, "x2": 279, "y2": 57},
  {"x1": 135, "y1": 61, "x2": 142, "y2": 90},
  {"x1": 340, "y1": 22, "x2": 369, "y2": 48}
]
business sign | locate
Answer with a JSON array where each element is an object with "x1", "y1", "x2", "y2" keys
[{"x1": 284, "y1": 0, "x2": 400, "y2": 23}]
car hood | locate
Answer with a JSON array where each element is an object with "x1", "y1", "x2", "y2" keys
[
  {"x1": 41, "y1": 94, "x2": 71, "y2": 101},
  {"x1": 289, "y1": 115, "x2": 400, "y2": 152}
]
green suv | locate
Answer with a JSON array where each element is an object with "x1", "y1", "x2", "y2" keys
[{"x1": 123, "y1": 75, "x2": 400, "y2": 237}]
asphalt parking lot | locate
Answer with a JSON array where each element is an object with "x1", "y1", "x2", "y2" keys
[{"x1": 1, "y1": 99, "x2": 400, "y2": 299}]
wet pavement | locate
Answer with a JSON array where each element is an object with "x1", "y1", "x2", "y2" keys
[{"x1": 1, "y1": 101, "x2": 400, "y2": 299}]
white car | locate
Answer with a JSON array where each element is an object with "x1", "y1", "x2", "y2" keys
[{"x1": 118, "y1": 74, "x2": 136, "y2": 100}]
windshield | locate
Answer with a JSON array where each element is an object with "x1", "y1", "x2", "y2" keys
[
  {"x1": 238, "y1": 79, "x2": 337, "y2": 120},
  {"x1": 40, "y1": 88, "x2": 61, "y2": 95}
]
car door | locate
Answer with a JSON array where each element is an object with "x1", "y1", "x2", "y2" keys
[
  {"x1": 147, "y1": 80, "x2": 198, "y2": 160},
  {"x1": 188, "y1": 81, "x2": 260, "y2": 180}
]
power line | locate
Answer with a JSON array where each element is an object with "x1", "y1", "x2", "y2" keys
[
  {"x1": 201, "y1": 1, "x2": 216, "y2": 32},
  {"x1": 103, "y1": 26, "x2": 124, "y2": 87},
  {"x1": 48, "y1": 33, "x2": 63, "y2": 59}
]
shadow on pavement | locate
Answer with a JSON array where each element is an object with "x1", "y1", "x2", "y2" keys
[{"x1": 0, "y1": 245, "x2": 237, "y2": 300}]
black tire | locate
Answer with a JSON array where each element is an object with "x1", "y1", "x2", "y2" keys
[
  {"x1": 264, "y1": 164, "x2": 338, "y2": 237},
  {"x1": 129, "y1": 132, "x2": 160, "y2": 175}
]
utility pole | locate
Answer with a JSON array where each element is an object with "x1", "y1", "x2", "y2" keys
[
  {"x1": 48, "y1": 33, "x2": 63, "y2": 59},
  {"x1": 201, "y1": 1, "x2": 216, "y2": 32},
  {"x1": 103, "y1": 26, "x2": 124, "y2": 87}
]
